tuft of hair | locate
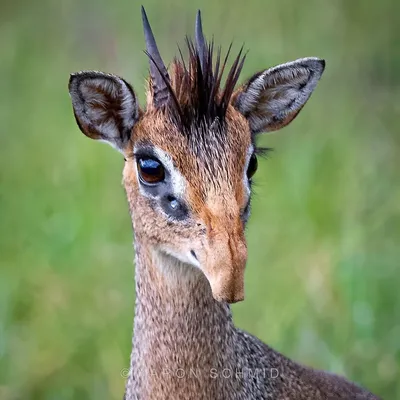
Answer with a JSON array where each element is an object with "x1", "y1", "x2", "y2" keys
[{"x1": 147, "y1": 38, "x2": 246, "y2": 133}]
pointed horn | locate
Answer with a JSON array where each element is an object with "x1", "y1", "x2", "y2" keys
[
  {"x1": 195, "y1": 10, "x2": 206, "y2": 71},
  {"x1": 141, "y1": 6, "x2": 170, "y2": 108}
]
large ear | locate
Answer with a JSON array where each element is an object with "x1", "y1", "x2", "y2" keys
[
  {"x1": 234, "y1": 57, "x2": 325, "y2": 134},
  {"x1": 68, "y1": 71, "x2": 139, "y2": 151}
]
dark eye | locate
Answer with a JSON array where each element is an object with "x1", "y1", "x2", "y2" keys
[
  {"x1": 137, "y1": 157, "x2": 165, "y2": 184},
  {"x1": 246, "y1": 153, "x2": 258, "y2": 180}
]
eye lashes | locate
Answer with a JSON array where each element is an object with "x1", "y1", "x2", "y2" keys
[
  {"x1": 255, "y1": 146, "x2": 273, "y2": 159},
  {"x1": 133, "y1": 148, "x2": 158, "y2": 160}
]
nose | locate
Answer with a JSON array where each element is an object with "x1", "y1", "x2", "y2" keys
[
  {"x1": 200, "y1": 211, "x2": 248, "y2": 303},
  {"x1": 207, "y1": 233, "x2": 247, "y2": 303}
]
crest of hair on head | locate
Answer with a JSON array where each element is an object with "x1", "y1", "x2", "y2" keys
[{"x1": 143, "y1": 9, "x2": 247, "y2": 133}]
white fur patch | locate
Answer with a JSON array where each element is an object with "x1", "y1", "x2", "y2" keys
[
  {"x1": 151, "y1": 247, "x2": 202, "y2": 285},
  {"x1": 243, "y1": 145, "x2": 254, "y2": 197},
  {"x1": 153, "y1": 147, "x2": 186, "y2": 197}
]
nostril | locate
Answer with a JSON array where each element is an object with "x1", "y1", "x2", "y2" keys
[{"x1": 190, "y1": 250, "x2": 198, "y2": 260}]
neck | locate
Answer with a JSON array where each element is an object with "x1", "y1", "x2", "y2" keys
[{"x1": 125, "y1": 240, "x2": 239, "y2": 399}]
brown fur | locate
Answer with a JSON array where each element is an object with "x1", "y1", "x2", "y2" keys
[
  {"x1": 120, "y1": 97, "x2": 378, "y2": 399},
  {"x1": 68, "y1": 9, "x2": 380, "y2": 399},
  {"x1": 124, "y1": 106, "x2": 250, "y2": 302},
  {"x1": 123, "y1": 242, "x2": 379, "y2": 400}
]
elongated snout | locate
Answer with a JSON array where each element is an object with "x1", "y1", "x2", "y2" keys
[{"x1": 197, "y1": 225, "x2": 247, "y2": 303}]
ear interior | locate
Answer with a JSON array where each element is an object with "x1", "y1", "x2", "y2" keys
[
  {"x1": 68, "y1": 71, "x2": 139, "y2": 150},
  {"x1": 234, "y1": 57, "x2": 325, "y2": 134}
]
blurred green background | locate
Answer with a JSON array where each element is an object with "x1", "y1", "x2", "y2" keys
[{"x1": 0, "y1": 0, "x2": 399, "y2": 398}]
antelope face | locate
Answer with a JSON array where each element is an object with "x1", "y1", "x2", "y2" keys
[
  {"x1": 122, "y1": 107, "x2": 253, "y2": 303},
  {"x1": 68, "y1": 8, "x2": 325, "y2": 303}
]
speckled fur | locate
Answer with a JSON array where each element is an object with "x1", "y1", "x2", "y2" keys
[
  {"x1": 123, "y1": 243, "x2": 379, "y2": 400},
  {"x1": 120, "y1": 112, "x2": 379, "y2": 400},
  {"x1": 68, "y1": 11, "x2": 380, "y2": 399}
]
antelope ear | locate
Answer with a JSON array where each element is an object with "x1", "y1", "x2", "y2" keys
[
  {"x1": 68, "y1": 71, "x2": 139, "y2": 151},
  {"x1": 234, "y1": 58, "x2": 325, "y2": 134}
]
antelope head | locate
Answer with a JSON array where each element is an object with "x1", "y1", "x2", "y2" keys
[{"x1": 68, "y1": 8, "x2": 325, "y2": 303}]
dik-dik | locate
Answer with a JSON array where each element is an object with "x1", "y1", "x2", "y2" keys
[{"x1": 68, "y1": 7, "x2": 380, "y2": 400}]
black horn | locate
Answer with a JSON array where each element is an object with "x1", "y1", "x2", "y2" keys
[
  {"x1": 195, "y1": 10, "x2": 207, "y2": 71},
  {"x1": 141, "y1": 6, "x2": 170, "y2": 108}
]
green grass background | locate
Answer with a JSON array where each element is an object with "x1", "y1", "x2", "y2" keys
[{"x1": 0, "y1": 0, "x2": 399, "y2": 398}]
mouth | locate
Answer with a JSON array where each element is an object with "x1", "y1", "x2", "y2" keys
[
  {"x1": 190, "y1": 249, "x2": 197, "y2": 259},
  {"x1": 187, "y1": 249, "x2": 201, "y2": 268},
  {"x1": 161, "y1": 243, "x2": 246, "y2": 303}
]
